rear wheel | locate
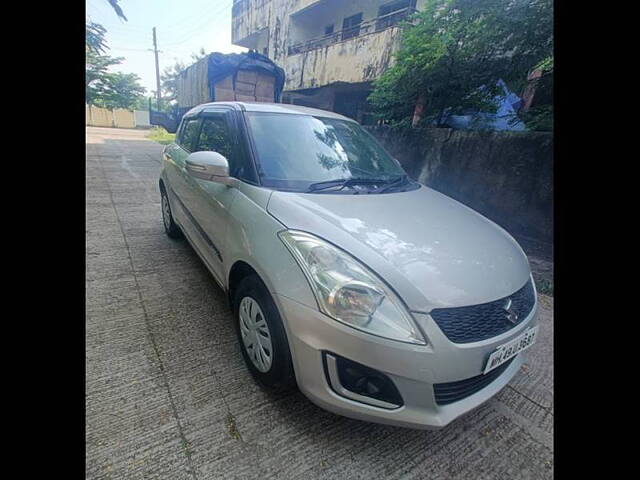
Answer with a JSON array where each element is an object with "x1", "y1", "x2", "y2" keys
[
  {"x1": 161, "y1": 188, "x2": 183, "y2": 239},
  {"x1": 233, "y1": 275, "x2": 295, "y2": 391}
]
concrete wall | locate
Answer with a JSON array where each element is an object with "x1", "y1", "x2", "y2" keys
[
  {"x1": 113, "y1": 109, "x2": 136, "y2": 129},
  {"x1": 86, "y1": 105, "x2": 135, "y2": 128},
  {"x1": 232, "y1": 0, "x2": 407, "y2": 91},
  {"x1": 366, "y1": 126, "x2": 554, "y2": 242},
  {"x1": 285, "y1": 26, "x2": 401, "y2": 90},
  {"x1": 232, "y1": 0, "x2": 274, "y2": 49},
  {"x1": 86, "y1": 105, "x2": 150, "y2": 129}
]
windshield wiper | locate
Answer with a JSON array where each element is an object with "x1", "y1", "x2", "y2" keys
[
  {"x1": 306, "y1": 177, "x2": 386, "y2": 193},
  {"x1": 377, "y1": 175, "x2": 409, "y2": 193}
]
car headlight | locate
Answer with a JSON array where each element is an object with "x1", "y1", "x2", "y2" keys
[{"x1": 278, "y1": 230, "x2": 426, "y2": 345}]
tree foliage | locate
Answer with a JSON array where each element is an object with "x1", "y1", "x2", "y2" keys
[
  {"x1": 368, "y1": 0, "x2": 553, "y2": 129},
  {"x1": 86, "y1": 49, "x2": 123, "y2": 92},
  {"x1": 92, "y1": 72, "x2": 147, "y2": 110},
  {"x1": 159, "y1": 60, "x2": 186, "y2": 108},
  {"x1": 133, "y1": 96, "x2": 155, "y2": 111},
  {"x1": 86, "y1": 21, "x2": 108, "y2": 54},
  {"x1": 86, "y1": 20, "x2": 146, "y2": 110},
  {"x1": 107, "y1": 0, "x2": 127, "y2": 21}
]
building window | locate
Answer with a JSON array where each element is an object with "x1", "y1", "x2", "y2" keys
[
  {"x1": 324, "y1": 24, "x2": 334, "y2": 36},
  {"x1": 341, "y1": 13, "x2": 362, "y2": 41}
]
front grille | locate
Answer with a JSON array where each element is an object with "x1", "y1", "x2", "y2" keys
[
  {"x1": 430, "y1": 279, "x2": 535, "y2": 344},
  {"x1": 433, "y1": 357, "x2": 515, "y2": 405}
]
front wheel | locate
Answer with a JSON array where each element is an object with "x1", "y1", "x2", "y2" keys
[{"x1": 233, "y1": 275, "x2": 296, "y2": 392}]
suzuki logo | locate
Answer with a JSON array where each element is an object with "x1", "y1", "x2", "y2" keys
[{"x1": 503, "y1": 298, "x2": 519, "y2": 324}]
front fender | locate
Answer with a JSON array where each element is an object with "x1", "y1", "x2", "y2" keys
[{"x1": 224, "y1": 184, "x2": 316, "y2": 310}]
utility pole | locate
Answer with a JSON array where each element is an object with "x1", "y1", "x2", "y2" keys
[{"x1": 151, "y1": 27, "x2": 162, "y2": 110}]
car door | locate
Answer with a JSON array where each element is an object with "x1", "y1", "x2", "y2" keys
[
  {"x1": 185, "y1": 109, "x2": 243, "y2": 284},
  {"x1": 164, "y1": 115, "x2": 202, "y2": 239}
]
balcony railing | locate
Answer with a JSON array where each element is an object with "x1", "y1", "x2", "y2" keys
[{"x1": 287, "y1": 7, "x2": 416, "y2": 56}]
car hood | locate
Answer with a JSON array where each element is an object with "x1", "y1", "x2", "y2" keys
[{"x1": 267, "y1": 185, "x2": 531, "y2": 311}]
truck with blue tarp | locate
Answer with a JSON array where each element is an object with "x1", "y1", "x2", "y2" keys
[{"x1": 150, "y1": 51, "x2": 285, "y2": 133}]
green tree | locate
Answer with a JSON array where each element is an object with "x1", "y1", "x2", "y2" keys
[
  {"x1": 159, "y1": 60, "x2": 186, "y2": 108},
  {"x1": 86, "y1": 21, "x2": 108, "y2": 54},
  {"x1": 86, "y1": 49, "x2": 124, "y2": 101},
  {"x1": 86, "y1": 20, "x2": 146, "y2": 110},
  {"x1": 96, "y1": 72, "x2": 147, "y2": 110},
  {"x1": 106, "y1": 0, "x2": 127, "y2": 21},
  {"x1": 368, "y1": 0, "x2": 553, "y2": 128},
  {"x1": 133, "y1": 96, "x2": 155, "y2": 111}
]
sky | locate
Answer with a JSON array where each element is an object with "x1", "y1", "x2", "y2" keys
[{"x1": 86, "y1": 0, "x2": 247, "y2": 94}]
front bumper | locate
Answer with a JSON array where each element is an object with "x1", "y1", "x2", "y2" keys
[{"x1": 273, "y1": 293, "x2": 538, "y2": 430}]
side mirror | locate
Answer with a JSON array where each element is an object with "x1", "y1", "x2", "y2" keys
[{"x1": 185, "y1": 151, "x2": 232, "y2": 184}]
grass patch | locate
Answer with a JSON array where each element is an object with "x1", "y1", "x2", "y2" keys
[{"x1": 146, "y1": 126, "x2": 175, "y2": 145}]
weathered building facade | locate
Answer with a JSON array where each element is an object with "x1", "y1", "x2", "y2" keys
[{"x1": 232, "y1": 0, "x2": 425, "y2": 122}]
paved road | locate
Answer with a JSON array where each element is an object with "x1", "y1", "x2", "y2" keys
[{"x1": 86, "y1": 127, "x2": 554, "y2": 480}]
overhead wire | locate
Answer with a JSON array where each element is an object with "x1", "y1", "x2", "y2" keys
[
  {"x1": 156, "y1": 0, "x2": 224, "y2": 30},
  {"x1": 89, "y1": 0, "x2": 236, "y2": 54},
  {"x1": 159, "y1": 1, "x2": 234, "y2": 48}
]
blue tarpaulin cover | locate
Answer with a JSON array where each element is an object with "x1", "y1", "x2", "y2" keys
[
  {"x1": 150, "y1": 51, "x2": 286, "y2": 133},
  {"x1": 444, "y1": 80, "x2": 526, "y2": 131}
]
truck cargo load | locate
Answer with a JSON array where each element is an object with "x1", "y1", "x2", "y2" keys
[{"x1": 150, "y1": 51, "x2": 285, "y2": 133}]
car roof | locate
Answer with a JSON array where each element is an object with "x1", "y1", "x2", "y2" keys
[{"x1": 186, "y1": 101, "x2": 357, "y2": 122}]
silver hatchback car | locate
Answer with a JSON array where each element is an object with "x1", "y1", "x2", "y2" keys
[{"x1": 159, "y1": 102, "x2": 538, "y2": 430}]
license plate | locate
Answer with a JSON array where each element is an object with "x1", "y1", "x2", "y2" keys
[{"x1": 483, "y1": 326, "x2": 538, "y2": 374}]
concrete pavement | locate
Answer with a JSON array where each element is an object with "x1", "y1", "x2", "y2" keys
[{"x1": 86, "y1": 126, "x2": 553, "y2": 479}]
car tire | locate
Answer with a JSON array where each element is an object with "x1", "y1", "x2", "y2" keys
[
  {"x1": 161, "y1": 188, "x2": 183, "y2": 239},
  {"x1": 233, "y1": 274, "x2": 296, "y2": 392}
]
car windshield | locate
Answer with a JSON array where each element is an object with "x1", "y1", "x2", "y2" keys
[{"x1": 245, "y1": 112, "x2": 408, "y2": 192}]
